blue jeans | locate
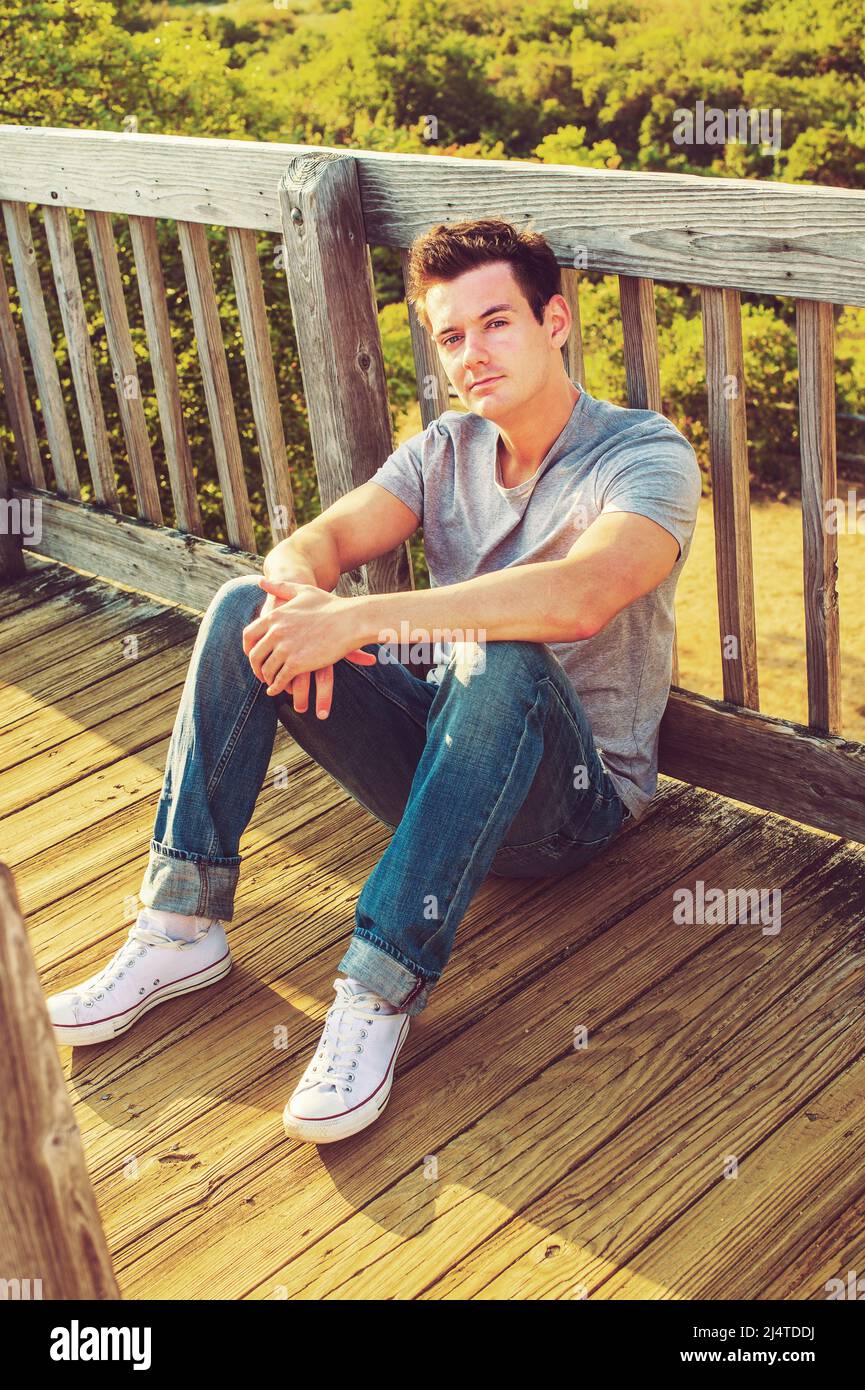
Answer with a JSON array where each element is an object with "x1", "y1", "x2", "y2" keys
[{"x1": 139, "y1": 575, "x2": 632, "y2": 1015}]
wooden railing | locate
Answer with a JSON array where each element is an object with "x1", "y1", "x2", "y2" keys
[{"x1": 1, "y1": 126, "x2": 864, "y2": 842}]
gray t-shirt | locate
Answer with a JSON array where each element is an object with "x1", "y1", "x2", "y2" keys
[{"x1": 368, "y1": 381, "x2": 702, "y2": 823}]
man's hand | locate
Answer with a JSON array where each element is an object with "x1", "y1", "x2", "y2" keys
[{"x1": 244, "y1": 577, "x2": 376, "y2": 718}]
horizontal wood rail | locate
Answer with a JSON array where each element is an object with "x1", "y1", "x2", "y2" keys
[{"x1": 1, "y1": 127, "x2": 864, "y2": 303}]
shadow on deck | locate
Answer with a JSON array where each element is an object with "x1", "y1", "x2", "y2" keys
[{"x1": 3, "y1": 553, "x2": 865, "y2": 1300}]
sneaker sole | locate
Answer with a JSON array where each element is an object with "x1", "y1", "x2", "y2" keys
[
  {"x1": 50, "y1": 952, "x2": 233, "y2": 1046},
  {"x1": 282, "y1": 1016, "x2": 410, "y2": 1144}
]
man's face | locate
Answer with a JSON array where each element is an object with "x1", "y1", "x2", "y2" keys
[{"x1": 425, "y1": 261, "x2": 567, "y2": 420}]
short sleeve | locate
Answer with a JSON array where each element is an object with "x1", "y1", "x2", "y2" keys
[
  {"x1": 369, "y1": 430, "x2": 425, "y2": 524},
  {"x1": 594, "y1": 427, "x2": 702, "y2": 562}
]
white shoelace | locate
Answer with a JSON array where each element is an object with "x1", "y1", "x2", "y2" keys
[
  {"x1": 72, "y1": 922, "x2": 206, "y2": 1006},
  {"x1": 297, "y1": 981, "x2": 387, "y2": 1095}
]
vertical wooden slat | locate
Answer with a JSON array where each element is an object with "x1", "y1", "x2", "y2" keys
[
  {"x1": 796, "y1": 299, "x2": 841, "y2": 736},
  {"x1": 618, "y1": 273, "x2": 680, "y2": 683},
  {"x1": 560, "y1": 267, "x2": 586, "y2": 387},
  {"x1": 226, "y1": 226, "x2": 295, "y2": 543},
  {"x1": 176, "y1": 220, "x2": 256, "y2": 554},
  {"x1": 0, "y1": 866, "x2": 122, "y2": 1299},
  {"x1": 398, "y1": 247, "x2": 451, "y2": 429},
  {"x1": 84, "y1": 210, "x2": 162, "y2": 524},
  {"x1": 43, "y1": 206, "x2": 118, "y2": 509},
  {"x1": 701, "y1": 286, "x2": 759, "y2": 709},
  {"x1": 618, "y1": 275, "x2": 662, "y2": 412},
  {"x1": 128, "y1": 214, "x2": 202, "y2": 536},
  {"x1": 0, "y1": 245, "x2": 43, "y2": 487},
  {"x1": 279, "y1": 152, "x2": 413, "y2": 598},
  {"x1": 1, "y1": 201, "x2": 78, "y2": 496}
]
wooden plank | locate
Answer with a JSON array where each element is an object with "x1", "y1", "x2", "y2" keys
[
  {"x1": 2, "y1": 129, "x2": 865, "y2": 304},
  {"x1": 0, "y1": 728, "x2": 173, "y2": 867},
  {"x1": 84, "y1": 210, "x2": 162, "y2": 524},
  {"x1": 17, "y1": 743, "x2": 318, "y2": 924},
  {"x1": 0, "y1": 574, "x2": 128, "y2": 655},
  {"x1": 1, "y1": 200, "x2": 78, "y2": 495},
  {"x1": 603, "y1": 1048, "x2": 865, "y2": 1299},
  {"x1": 763, "y1": 1187, "x2": 865, "y2": 1299},
  {"x1": 618, "y1": 274, "x2": 661, "y2": 412},
  {"x1": 49, "y1": 789, "x2": 711, "y2": 1295},
  {"x1": 43, "y1": 205, "x2": 118, "y2": 507},
  {"x1": 660, "y1": 685, "x2": 865, "y2": 843},
  {"x1": 101, "y1": 812, "x2": 836, "y2": 1299},
  {"x1": 278, "y1": 151, "x2": 413, "y2": 598},
  {"x1": 10, "y1": 486, "x2": 259, "y2": 610},
  {"x1": 176, "y1": 220, "x2": 256, "y2": 553},
  {"x1": 700, "y1": 285, "x2": 759, "y2": 709},
  {"x1": 0, "y1": 590, "x2": 168, "y2": 693},
  {"x1": 0, "y1": 682, "x2": 188, "y2": 819},
  {"x1": 796, "y1": 299, "x2": 841, "y2": 736},
  {"x1": 226, "y1": 225, "x2": 295, "y2": 542},
  {"x1": 423, "y1": 837, "x2": 862, "y2": 1300},
  {"x1": 0, "y1": 864, "x2": 121, "y2": 1299},
  {"x1": 399, "y1": 246, "x2": 451, "y2": 427},
  {"x1": 0, "y1": 244, "x2": 43, "y2": 485},
  {"x1": 0, "y1": 636, "x2": 192, "y2": 778},
  {"x1": 617, "y1": 274, "x2": 681, "y2": 682},
  {"x1": 0, "y1": 553, "x2": 95, "y2": 621},
  {"x1": 128, "y1": 215, "x2": 202, "y2": 535},
  {"x1": 0, "y1": 613, "x2": 189, "y2": 739},
  {"x1": 559, "y1": 267, "x2": 585, "y2": 387}
]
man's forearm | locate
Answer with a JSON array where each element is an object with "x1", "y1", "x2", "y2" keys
[
  {"x1": 354, "y1": 560, "x2": 592, "y2": 647},
  {"x1": 263, "y1": 521, "x2": 341, "y2": 592}
]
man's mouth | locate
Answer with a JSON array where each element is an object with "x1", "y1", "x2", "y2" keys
[{"x1": 470, "y1": 375, "x2": 503, "y2": 391}]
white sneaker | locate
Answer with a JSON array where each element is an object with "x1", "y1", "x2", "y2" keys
[
  {"x1": 46, "y1": 913, "x2": 232, "y2": 1046},
  {"x1": 283, "y1": 978, "x2": 411, "y2": 1144}
]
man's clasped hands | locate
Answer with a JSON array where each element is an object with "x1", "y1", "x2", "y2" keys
[{"x1": 242, "y1": 577, "x2": 376, "y2": 720}]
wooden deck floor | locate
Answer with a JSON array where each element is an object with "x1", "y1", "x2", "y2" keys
[{"x1": 3, "y1": 553, "x2": 865, "y2": 1300}]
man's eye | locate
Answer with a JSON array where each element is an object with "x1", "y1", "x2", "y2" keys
[{"x1": 443, "y1": 320, "x2": 508, "y2": 347}]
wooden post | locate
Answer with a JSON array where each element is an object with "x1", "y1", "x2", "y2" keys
[
  {"x1": 399, "y1": 247, "x2": 451, "y2": 429},
  {"x1": 796, "y1": 299, "x2": 841, "y2": 736},
  {"x1": 701, "y1": 285, "x2": 760, "y2": 710},
  {"x1": 278, "y1": 151, "x2": 413, "y2": 599},
  {"x1": 0, "y1": 864, "x2": 121, "y2": 1299}
]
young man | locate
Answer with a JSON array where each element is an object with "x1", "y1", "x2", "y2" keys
[{"x1": 46, "y1": 219, "x2": 701, "y2": 1145}]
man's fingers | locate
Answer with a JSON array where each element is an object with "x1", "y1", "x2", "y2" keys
[
  {"x1": 290, "y1": 670, "x2": 311, "y2": 713},
  {"x1": 345, "y1": 648, "x2": 378, "y2": 666},
  {"x1": 243, "y1": 618, "x2": 272, "y2": 662},
  {"x1": 260, "y1": 648, "x2": 286, "y2": 686},
  {"x1": 313, "y1": 666, "x2": 334, "y2": 719},
  {"x1": 248, "y1": 634, "x2": 277, "y2": 681}
]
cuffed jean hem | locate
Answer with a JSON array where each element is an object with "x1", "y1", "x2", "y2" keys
[
  {"x1": 337, "y1": 929, "x2": 435, "y2": 1016},
  {"x1": 139, "y1": 839, "x2": 242, "y2": 921}
]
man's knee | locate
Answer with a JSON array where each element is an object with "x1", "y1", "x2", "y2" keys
[
  {"x1": 438, "y1": 638, "x2": 553, "y2": 694},
  {"x1": 207, "y1": 573, "x2": 265, "y2": 622}
]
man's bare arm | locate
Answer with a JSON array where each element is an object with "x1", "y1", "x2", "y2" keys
[{"x1": 262, "y1": 481, "x2": 420, "y2": 590}]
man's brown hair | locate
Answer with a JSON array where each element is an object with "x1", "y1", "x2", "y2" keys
[{"x1": 405, "y1": 218, "x2": 562, "y2": 335}]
